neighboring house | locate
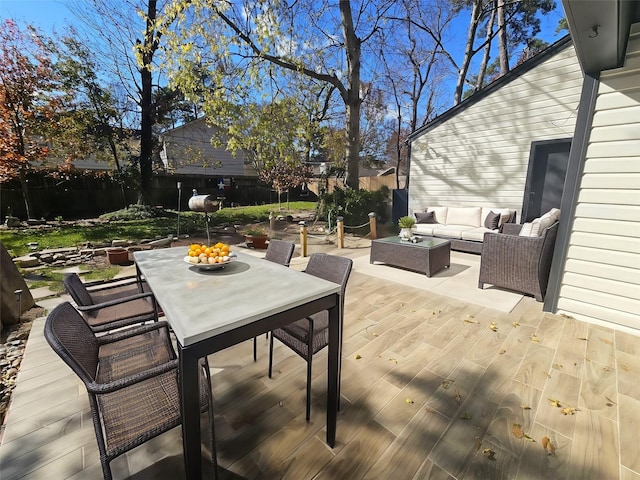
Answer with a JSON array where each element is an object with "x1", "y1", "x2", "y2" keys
[
  {"x1": 159, "y1": 117, "x2": 256, "y2": 179},
  {"x1": 408, "y1": 3, "x2": 640, "y2": 333}
]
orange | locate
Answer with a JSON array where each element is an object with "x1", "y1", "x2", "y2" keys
[{"x1": 188, "y1": 250, "x2": 196, "y2": 257}]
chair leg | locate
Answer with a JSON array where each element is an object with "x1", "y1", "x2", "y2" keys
[
  {"x1": 305, "y1": 318, "x2": 314, "y2": 422},
  {"x1": 201, "y1": 358, "x2": 218, "y2": 480},
  {"x1": 268, "y1": 333, "x2": 274, "y2": 378}
]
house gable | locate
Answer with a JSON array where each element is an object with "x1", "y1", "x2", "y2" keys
[{"x1": 408, "y1": 39, "x2": 583, "y2": 216}]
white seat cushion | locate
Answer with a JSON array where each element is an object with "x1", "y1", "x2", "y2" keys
[
  {"x1": 445, "y1": 207, "x2": 482, "y2": 227},
  {"x1": 461, "y1": 227, "x2": 496, "y2": 242},
  {"x1": 432, "y1": 225, "x2": 475, "y2": 239}
]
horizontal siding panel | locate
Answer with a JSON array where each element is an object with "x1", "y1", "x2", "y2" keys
[
  {"x1": 594, "y1": 90, "x2": 640, "y2": 110},
  {"x1": 598, "y1": 75, "x2": 640, "y2": 93},
  {"x1": 570, "y1": 231, "x2": 640, "y2": 253},
  {"x1": 579, "y1": 173, "x2": 640, "y2": 189},
  {"x1": 591, "y1": 105, "x2": 640, "y2": 126},
  {"x1": 556, "y1": 298, "x2": 640, "y2": 331},
  {"x1": 571, "y1": 218, "x2": 640, "y2": 237},
  {"x1": 583, "y1": 157, "x2": 640, "y2": 173},
  {"x1": 562, "y1": 272, "x2": 640, "y2": 300},
  {"x1": 558, "y1": 285, "x2": 640, "y2": 316},
  {"x1": 566, "y1": 245, "x2": 640, "y2": 269},
  {"x1": 577, "y1": 189, "x2": 640, "y2": 205},
  {"x1": 589, "y1": 124, "x2": 640, "y2": 142},
  {"x1": 586, "y1": 139, "x2": 639, "y2": 158},
  {"x1": 564, "y1": 258, "x2": 640, "y2": 284},
  {"x1": 574, "y1": 203, "x2": 640, "y2": 221}
]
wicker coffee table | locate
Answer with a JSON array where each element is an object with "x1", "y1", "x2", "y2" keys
[{"x1": 370, "y1": 236, "x2": 451, "y2": 277}]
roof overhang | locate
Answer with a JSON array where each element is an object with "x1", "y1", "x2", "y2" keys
[{"x1": 562, "y1": 0, "x2": 640, "y2": 74}]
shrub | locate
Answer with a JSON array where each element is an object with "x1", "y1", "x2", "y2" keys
[{"x1": 318, "y1": 186, "x2": 390, "y2": 232}]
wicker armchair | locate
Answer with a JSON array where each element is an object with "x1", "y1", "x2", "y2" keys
[
  {"x1": 44, "y1": 302, "x2": 217, "y2": 480},
  {"x1": 268, "y1": 253, "x2": 352, "y2": 420},
  {"x1": 63, "y1": 273, "x2": 159, "y2": 333},
  {"x1": 478, "y1": 222, "x2": 559, "y2": 301},
  {"x1": 253, "y1": 239, "x2": 296, "y2": 361}
]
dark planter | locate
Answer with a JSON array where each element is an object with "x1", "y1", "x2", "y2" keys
[{"x1": 245, "y1": 234, "x2": 268, "y2": 249}]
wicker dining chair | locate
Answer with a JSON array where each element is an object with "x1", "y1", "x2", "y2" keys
[
  {"x1": 268, "y1": 253, "x2": 352, "y2": 421},
  {"x1": 253, "y1": 239, "x2": 296, "y2": 361},
  {"x1": 63, "y1": 273, "x2": 160, "y2": 333},
  {"x1": 44, "y1": 302, "x2": 217, "y2": 480}
]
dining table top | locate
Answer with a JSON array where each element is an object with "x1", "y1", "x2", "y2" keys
[{"x1": 134, "y1": 246, "x2": 341, "y2": 346}]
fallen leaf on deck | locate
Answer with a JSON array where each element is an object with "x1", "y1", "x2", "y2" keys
[
  {"x1": 388, "y1": 358, "x2": 398, "y2": 364},
  {"x1": 441, "y1": 379, "x2": 454, "y2": 390},
  {"x1": 490, "y1": 322, "x2": 498, "y2": 332},
  {"x1": 554, "y1": 363, "x2": 563, "y2": 369},
  {"x1": 512, "y1": 321, "x2": 520, "y2": 327},
  {"x1": 560, "y1": 313, "x2": 574, "y2": 319},
  {"x1": 523, "y1": 434, "x2": 536, "y2": 442},
  {"x1": 454, "y1": 391, "x2": 462, "y2": 404},
  {"x1": 548, "y1": 398, "x2": 562, "y2": 408},
  {"x1": 542, "y1": 436, "x2": 556, "y2": 456},
  {"x1": 561, "y1": 406, "x2": 578, "y2": 415},
  {"x1": 577, "y1": 337, "x2": 588, "y2": 341},
  {"x1": 621, "y1": 364, "x2": 630, "y2": 372},
  {"x1": 498, "y1": 349, "x2": 507, "y2": 355},
  {"x1": 605, "y1": 396, "x2": 616, "y2": 406},
  {"x1": 460, "y1": 412, "x2": 471, "y2": 419},
  {"x1": 600, "y1": 338, "x2": 613, "y2": 345},
  {"x1": 373, "y1": 332, "x2": 378, "y2": 336},
  {"x1": 406, "y1": 398, "x2": 414, "y2": 404},
  {"x1": 530, "y1": 334, "x2": 540, "y2": 343},
  {"x1": 355, "y1": 354, "x2": 362, "y2": 360},
  {"x1": 483, "y1": 448, "x2": 496, "y2": 460},
  {"x1": 512, "y1": 423, "x2": 524, "y2": 438},
  {"x1": 520, "y1": 405, "x2": 531, "y2": 410},
  {"x1": 475, "y1": 436, "x2": 482, "y2": 451}
]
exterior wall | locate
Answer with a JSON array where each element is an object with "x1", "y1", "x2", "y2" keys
[
  {"x1": 160, "y1": 118, "x2": 254, "y2": 177},
  {"x1": 556, "y1": 24, "x2": 640, "y2": 331},
  {"x1": 409, "y1": 44, "x2": 583, "y2": 216}
]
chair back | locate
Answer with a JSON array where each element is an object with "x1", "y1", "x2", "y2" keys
[
  {"x1": 63, "y1": 273, "x2": 94, "y2": 306},
  {"x1": 304, "y1": 253, "x2": 353, "y2": 305},
  {"x1": 44, "y1": 302, "x2": 100, "y2": 385},
  {"x1": 264, "y1": 239, "x2": 295, "y2": 266}
]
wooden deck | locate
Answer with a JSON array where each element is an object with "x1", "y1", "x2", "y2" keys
[{"x1": 1, "y1": 247, "x2": 639, "y2": 479}]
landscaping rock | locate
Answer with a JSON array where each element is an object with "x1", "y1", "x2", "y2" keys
[{"x1": 12, "y1": 256, "x2": 40, "y2": 268}]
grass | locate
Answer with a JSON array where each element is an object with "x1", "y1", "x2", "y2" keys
[{"x1": 0, "y1": 202, "x2": 317, "y2": 257}]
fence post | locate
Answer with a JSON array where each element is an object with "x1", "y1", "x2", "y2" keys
[
  {"x1": 299, "y1": 221, "x2": 308, "y2": 257},
  {"x1": 368, "y1": 212, "x2": 377, "y2": 240},
  {"x1": 337, "y1": 216, "x2": 344, "y2": 249}
]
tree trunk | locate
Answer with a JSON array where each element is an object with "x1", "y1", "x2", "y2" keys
[
  {"x1": 455, "y1": 0, "x2": 482, "y2": 104},
  {"x1": 476, "y1": 3, "x2": 496, "y2": 91},
  {"x1": 138, "y1": 0, "x2": 157, "y2": 205},
  {"x1": 19, "y1": 169, "x2": 32, "y2": 219},
  {"x1": 497, "y1": 0, "x2": 509, "y2": 74},
  {"x1": 340, "y1": 0, "x2": 361, "y2": 189}
]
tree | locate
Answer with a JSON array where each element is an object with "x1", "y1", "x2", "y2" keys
[
  {"x1": 259, "y1": 161, "x2": 313, "y2": 210},
  {"x1": 165, "y1": 0, "x2": 395, "y2": 188},
  {"x1": 0, "y1": 20, "x2": 60, "y2": 219},
  {"x1": 69, "y1": 0, "x2": 186, "y2": 204}
]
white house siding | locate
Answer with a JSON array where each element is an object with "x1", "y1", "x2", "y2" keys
[
  {"x1": 160, "y1": 118, "x2": 253, "y2": 177},
  {"x1": 409, "y1": 43, "x2": 583, "y2": 216},
  {"x1": 556, "y1": 24, "x2": 640, "y2": 332}
]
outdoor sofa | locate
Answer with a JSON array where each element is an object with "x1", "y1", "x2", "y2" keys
[{"x1": 411, "y1": 206, "x2": 517, "y2": 253}]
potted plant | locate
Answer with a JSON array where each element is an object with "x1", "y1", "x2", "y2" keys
[
  {"x1": 245, "y1": 227, "x2": 269, "y2": 249},
  {"x1": 397, "y1": 215, "x2": 416, "y2": 240}
]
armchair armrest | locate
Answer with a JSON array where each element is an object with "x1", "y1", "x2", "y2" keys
[
  {"x1": 97, "y1": 320, "x2": 171, "y2": 345},
  {"x1": 76, "y1": 292, "x2": 156, "y2": 312},
  {"x1": 87, "y1": 359, "x2": 179, "y2": 394}
]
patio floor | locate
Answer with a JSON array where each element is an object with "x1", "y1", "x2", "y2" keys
[{"x1": 1, "y1": 244, "x2": 639, "y2": 479}]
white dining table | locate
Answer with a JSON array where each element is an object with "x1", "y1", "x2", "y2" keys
[{"x1": 134, "y1": 247, "x2": 342, "y2": 479}]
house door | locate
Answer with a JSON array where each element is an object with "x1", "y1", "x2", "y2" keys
[{"x1": 521, "y1": 139, "x2": 572, "y2": 223}]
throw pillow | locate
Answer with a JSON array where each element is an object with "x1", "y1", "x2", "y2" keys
[
  {"x1": 519, "y1": 222, "x2": 534, "y2": 237},
  {"x1": 484, "y1": 211, "x2": 500, "y2": 230},
  {"x1": 530, "y1": 209, "x2": 560, "y2": 236},
  {"x1": 415, "y1": 211, "x2": 436, "y2": 224}
]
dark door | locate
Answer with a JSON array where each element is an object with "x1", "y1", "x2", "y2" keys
[{"x1": 521, "y1": 139, "x2": 571, "y2": 223}]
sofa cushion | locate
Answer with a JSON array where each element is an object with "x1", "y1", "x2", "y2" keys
[
  {"x1": 519, "y1": 222, "x2": 535, "y2": 237},
  {"x1": 446, "y1": 207, "x2": 482, "y2": 227},
  {"x1": 461, "y1": 227, "x2": 495, "y2": 242},
  {"x1": 481, "y1": 207, "x2": 516, "y2": 227},
  {"x1": 483, "y1": 211, "x2": 500, "y2": 230},
  {"x1": 432, "y1": 225, "x2": 475, "y2": 239},
  {"x1": 520, "y1": 208, "x2": 560, "y2": 237},
  {"x1": 413, "y1": 224, "x2": 436, "y2": 236},
  {"x1": 415, "y1": 211, "x2": 436, "y2": 224},
  {"x1": 425, "y1": 207, "x2": 448, "y2": 224}
]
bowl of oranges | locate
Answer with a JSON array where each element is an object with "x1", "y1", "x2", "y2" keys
[{"x1": 184, "y1": 242, "x2": 235, "y2": 270}]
